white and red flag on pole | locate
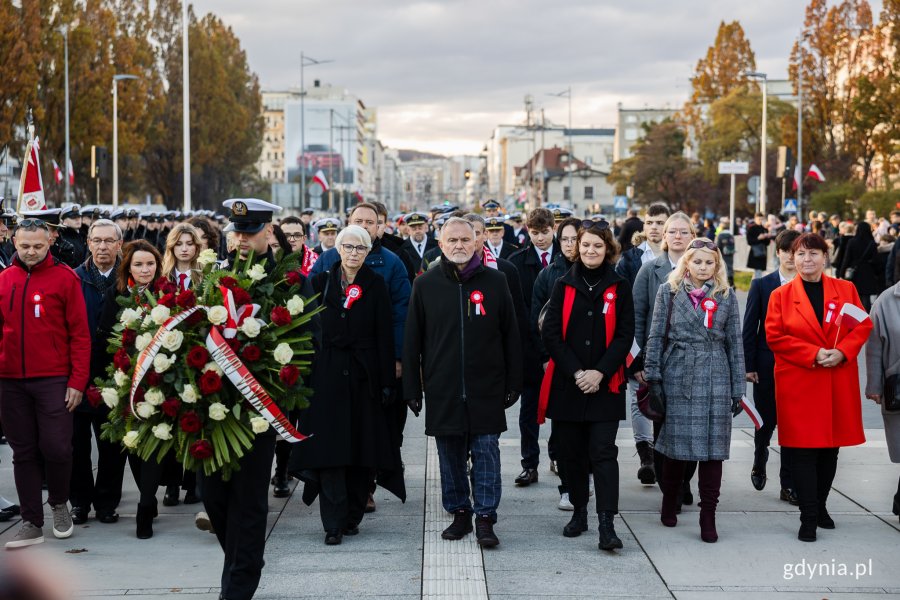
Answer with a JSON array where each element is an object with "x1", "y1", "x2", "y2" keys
[
  {"x1": 52, "y1": 160, "x2": 63, "y2": 184},
  {"x1": 68, "y1": 158, "x2": 75, "y2": 185},
  {"x1": 312, "y1": 170, "x2": 329, "y2": 191},
  {"x1": 354, "y1": 188, "x2": 364, "y2": 202},
  {"x1": 17, "y1": 137, "x2": 47, "y2": 212},
  {"x1": 833, "y1": 302, "x2": 869, "y2": 347},
  {"x1": 740, "y1": 396, "x2": 763, "y2": 430},
  {"x1": 625, "y1": 338, "x2": 641, "y2": 368},
  {"x1": 807, "y1": 164, "x2": 825, "y2": 182}
]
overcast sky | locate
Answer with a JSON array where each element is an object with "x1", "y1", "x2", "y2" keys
[{"x1": 192, "y1": 0, "x2": 884, "y2": 156}]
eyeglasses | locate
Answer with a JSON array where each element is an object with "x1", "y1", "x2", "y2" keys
[
  {"x1": 340, "y1": 243, "x2": 369, "y2": 254},
  {"x1": 90, "y1": 238, "x2": 120, "y2": 246},
  {"x1": 688, "y1": 240, "x2": 718, "y2": 251},
  {"x1": 580, "y1": 219, "x2": 610, "y2": 231},
  {"x1": 14, "y1": 219, "x2": 50, "y2": 232},
  {"x1": 284, "y1": 233, "x2": 306, "y2": 241}
]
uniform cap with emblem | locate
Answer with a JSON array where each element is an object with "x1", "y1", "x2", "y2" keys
[
  {"x1": 0, "y1": 198, "x2": 16, "y2": 227},
  {"x1": 485, "y1": 217, "x2": 505, "y2": 231},
  {"x1": 314, "y1": 217, "x2": 341, "y2": 233},
  {"x1": 110, "y1": 208, "x2": 127, "y2": 221},
  {"x1": 430, "y1": 203, "x2": 458, "y2": 215},
  {"x1": 404, "y1": 212, "x2": 430, "y2": 227},
  {"x1": 21, "y1": 207, "x2": 62, "y2": 227},
  {"x1": 80, "y1": 206, "x2": 103, "y2": 219},
  {"x1": 552, "y1": 207, "x2": 573, "y2": 222},
  {"x1": 481, "y1": 199, "x2": 501, "y2": 210},
  {"x1": 301, "y1": 208, "x2": 315, "y2": 216},
  {"x1": 223, "y1": 198, "x2": 282, "y2": 233},
  {"x1": 508, "y1": 212, "x2": 523, "y2": 222},
  {"x1": 59, "y1": 204, "x2": 81, "y2": 221}
]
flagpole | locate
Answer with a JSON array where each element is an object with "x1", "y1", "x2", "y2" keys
[
  {"x1": 833, "y1": 324, "x2": 841, "y2": 349},
  {"x1": 17, "y1": 110, "x2": 34, "y2": 214}
]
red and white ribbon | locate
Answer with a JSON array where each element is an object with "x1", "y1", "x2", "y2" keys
[
  {"x1": 701, "y1": 298, "x2": 718, "y2": 329},
  {"x1": 300, "y1": 246, "x2": 319, "y2": 277},
  {"x1": 32, "y1": 292, "x2": 43, "y2": 318},
  {"x1": 825, "y1": 301, "x2": 837, "y2": 324},
  {"x1": 482, "y1": 247, "x2": 498, "y2": 270},
  {"x1": 470, "y1": 290, "x2": 486, "y2": 316},
  {"x1": 344, "y1": 284, "x2": 362, "y2": 309},
  {"x1": 602, "y1": 289, "x2": 617, "y2": 314},
  {"x1": 221, "y1": 285, "x2": 259, "y2": 339}
]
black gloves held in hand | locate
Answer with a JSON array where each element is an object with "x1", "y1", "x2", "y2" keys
[
  {"x1": 647, "y1": 381, "x2": 665, "y2": 416},
  {"x1": 731, "y1": 397, "x2": 744, "y2": 418},
  {"x1": 407, "y1": 398, "x2": 422, "y2": 417},
  {"x1": 504, "y1": 391, "x2": 520, "y2": 409}
]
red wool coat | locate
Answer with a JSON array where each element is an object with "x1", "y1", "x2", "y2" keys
[{"x1": 765, "y1": 275, "x2": 872, "y2": 448}]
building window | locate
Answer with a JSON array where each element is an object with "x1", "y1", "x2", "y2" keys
[
  {"x1": 563, "y1": 186, "x2": 570, "y2": 201},
  {"x1": 584, "y1": 186, "x2": 594, "y2": 200},
  {"x1": 626, "y1": 115, "x2": 637, "y2": 123},
  {"x1": 584, "y1": 155, "x2": 592, "y2": 165},
  {"x1": 625, "y1": 129, "x2": 638, "y2": 141}
]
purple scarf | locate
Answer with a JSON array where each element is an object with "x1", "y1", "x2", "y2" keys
[{"x1": 458, "y1": 253, "x2": 482, "y2": 282}]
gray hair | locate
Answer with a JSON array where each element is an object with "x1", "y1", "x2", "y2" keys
[
  {"x1": 335, "y1": 224, "x2": 372, "y2": 249},
  {"x1": 441, "y1": 217, "x2": 475, "y2": 234},
  {"x1": 463, "y1": 213, "x2": 485, "y2": 228},
  {"x1": 88, "y1": 219, "x2": 123, "y2": 241}
]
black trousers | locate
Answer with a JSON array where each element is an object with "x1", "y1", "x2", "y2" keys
[
  {"x1": 548, "y1": 420, "x2": 571, "y2": 495},
  {"x1": 200, "y1": 434, "x2": 276, "y2": 600},
  {"x1": 318, "y1": 466, "x2": 370, "y2": 532},
  {"x1": 752, "y1": 377, "x2": 793, "y2": 489},
  {"x1": 70, "y1": 410, "x2": 128, "y2": 513},
  {"x1": 789, "y1": 447, "x2": 839, "y2": 524},
  {"x1": 554, "y1": 420, "x2": 619, "y2": 513}
]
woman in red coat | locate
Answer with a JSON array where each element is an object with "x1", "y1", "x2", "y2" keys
[{"x1": 765, "y1": 233, "x2": 872, "y2": 542}]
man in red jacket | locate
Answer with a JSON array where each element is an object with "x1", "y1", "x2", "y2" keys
[{"x1": 0, "y1": 218, "x2": 90, "y2": 549}]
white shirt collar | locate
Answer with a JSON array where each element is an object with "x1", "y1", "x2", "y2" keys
[
  {"x1": 99, "y1": 268, "x2": 114, "y2": 278},
  {"x1": 638, "y1": 241, "x2": 657, "y2": 264},
  {"x1": 534, "y1": 245, "x2": 553, "y2": 263},
  {"x1": 778, "y1": 269, "x2": 794, "y2": 286}
]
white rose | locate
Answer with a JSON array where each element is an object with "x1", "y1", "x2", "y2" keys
[
  {"x1": 272, "y1": 343, "x2": 293, "y2": 365},
  {"x1": 286, "y1": 296, "x2": 304, "y2": 316},
  {"x1": 160, "y1": 330, "x2": 184, "y2": 352},
  {"x1": 180, "y1": 384, "x2": 198, "y2": 404},
  {"x1": 207, "y1": 305, "x2": 228, "y2": 325},
  {"x1": 142, "y1": 314, "x2": 154, "y2": 328},
  {"x1": 208, "y1": 402, "x2": 228, "y2": 421},
  {"x1": 135, "y1": 333, "x2": 152, "y2": 352},
  {"x1": 152, "y1": 423, "x2": 173, "y2": 441},
  {"x1": 135, "y1": 402, "x2": 156, "y2": 419},
  {"x1": 247, "y1": 264, "x2": 266, "y2": 282},
  {"x1": 250, "y1": 417, "x2": 269, "y2": 434},
  {"x1": 113, "y1": 370, "x2": 129, "y2": 388},
  {"x1": 239, "y1": 318, "x2": 261, "y2": 338},
  {"x1": 197, "y1": 248, "x2": 218, "y2": 267},
  {"x1": 119, "y1": 308, "x2": 141, "y2": 327},
  {"x1": 204, "y1": 361, "x2": 223, "y2": 376},
  {"x1": 101, "y1": 388, "x2": 119, "y2": 409},
  {"x1": 123, "y1": 430, "x2": 140, "y2": 448},
  {"x1": 144, "y1": 388, "x2": 165, "y2": 406},
  {"x1": 151, "y1": 304, "x2": 171, "y2": 325},
  {"x1": 153, "y1": 353, "x2": 175, "y2": 373}
]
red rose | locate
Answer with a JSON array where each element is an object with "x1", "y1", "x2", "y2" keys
[
  {"x1": 86, "y1": 386, "x2": 102, "y2": 408},
  {"x1": 199, "y1": 370, "x2": 222, "y2": 395},
  {"x1": 232, "y1": 287, "x2": 251, "y2": 306},
  {"x1": 113, "y1": 348, "x2": 131, "y2": 371},
  {"x1": 154, "y1": 277, "x2": 177, "y2": 295},
  {"x1": 189, "y1": 439, "x2": 213, "y2": 460},
  {"x1": 144, "y1": 370, "x2": 162, "y2": 387},
  {"x1": 219, "y1": 276, "x2": 238, "y2": 290},
  {"x1": 186, "y1": 346, "x2": 210, "y2": 370},
  {"x1": 240, "y1": 344, "x2": 261, "y2": 362},
  {"x1": 176, "y1": 289, "x2": 196, "y2": 309},
  {"x1": 161, "y1": 397, "x2": 181, "y2": 417},
  {"x1": 225, "y1": 337, "x2": 240, "y2": 352},
  {"x1": 270, "y1": 306, "x2": 292, "y2": 327},
  {"x1": 158, "y1": 293, "x2": 176, "y2": 308},
  {"x1": 279, "y1": 365, "x2": 300, "y2": 386},
  {"x1": 180, "y1": 411, "x2": 202, "y2": 433},
  {"x1": 133, "y1": 386, "x2": 145, "y2": 404},
  {"x1": 285, "y1": 270, "x2": 302, "y2": 286},
  {"x1": 184, "y1": 310, "x2": 205, "y2": 326},
  {"x1": 121, "y1": 328, "x2": 137, "y2": 347}
]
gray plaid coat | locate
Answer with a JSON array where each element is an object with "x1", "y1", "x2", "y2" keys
[{"x1": 643, "y1": 282, "x2": 745, "y2": 461}]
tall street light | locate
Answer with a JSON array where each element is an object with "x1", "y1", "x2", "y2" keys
[
  {"x1": 182, "y1": 0, "x2": 191, "y2": 212},
  {"x1": 112, "y1": 74, "x2": 139, "y2": 207},
  {"x1": 746, "y1": 71, "x2": 768, "y2": 215},
  {"x1": 796, "y1": 36, "x2": 810, "y2": 220},
  {"x1": 548, "y1": 87, "x2": 573, "y2": 205},
  {"x1": 59, "y1": 24, "x2": 71, "y2": 205},
  {"x1": 299, "y1": 52, "x2": 333, "y2": 211}
]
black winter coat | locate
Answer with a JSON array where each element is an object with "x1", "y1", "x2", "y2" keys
[
  {"x1": 838, "y1": 238, "x2": 880, "y2": 295},
  {"x1": 541, "y1": 261, "x2": 634, "y2": 423},
  {"x1": 403, "y1": 258, "x2": 523, "y2": 436},
  {"x1": 746, "y1": 224, "x2": 769, "y2": 271},
  {"x1": 75, "y1": 261, "x2": 119, "y2": 411},
  {"x1": 617, "y1": 217, "x2": 643, "y2": 253}
]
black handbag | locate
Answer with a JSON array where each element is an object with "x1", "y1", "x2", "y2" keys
[
  {"x1": 637, "y1": 291, "x2": 675, "y2": 422},
  {"x1": 884, "y1": 373, "x2": 900, "y2": 412}
]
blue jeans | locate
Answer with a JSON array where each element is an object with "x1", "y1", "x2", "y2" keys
[
  {"x1": 435, "y1": 434, "x2": 501, "y2": 521},
  {"x1": 518, "y1": 385, "x2": 540, "y2": 468}
]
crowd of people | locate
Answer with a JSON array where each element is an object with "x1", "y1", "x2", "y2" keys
[{"x1": 0, "y1": 197, "x2": 897, "y2": 600}]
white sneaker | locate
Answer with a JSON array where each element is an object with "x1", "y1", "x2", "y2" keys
[
  {"x1": 557, "y1": 493, "x2": 574, "y2": 511},
  {"x1": 6, "y1": 522, "x2": 44, "y2": 549},
  {"x1": 589, "y1": 478, "x2": 595, "y2": 497},
  {"x1": 51, "y1": 503, "x2": 73, "y2": 539}
]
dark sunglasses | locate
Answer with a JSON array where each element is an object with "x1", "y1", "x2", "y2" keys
[
  {"x1": 580, "y1": 219, "x2": 610, "y2": 231},
  {"x1": 14, "y1": 218, "x2": 50, "y2": 232},
  {"x1": 689, "y1": 240, "x2": 718, "y2": 251}
]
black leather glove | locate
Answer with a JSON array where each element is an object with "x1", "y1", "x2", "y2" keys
[
  {"x1": 503, "y1": 390, "x2": 520, "y2": 409},
  {"x1": 647, "y1": 381, "x2": 665, "y2": 416},
  {"x1": 731, "y1": 397, "x2": 744, "y2": 417},
  {"x1": 381, "y1": 387, "x2": 394, "y2": 405},
  {"x1": 407, "y1": 398, "x2": 422, "y2": 417}
]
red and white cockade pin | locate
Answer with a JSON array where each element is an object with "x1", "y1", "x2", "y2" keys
[
  {"x1": 470, "y1": 290, "x2": 486, "y2": 316},
  {"x1": 344, "y1": 284, "x2": 362, "y2": 309},
  {"x1": 825, "y1": 301, "x2": 837, "y2": 324},
  {"x1": 701, "y1": 298, "x2": 718, "y2": 329},
  {"x1": 32, "y1": 292, "x2": 44, "y2": 318},
  {"x1": 602, "y1": 289, "x2": 617, "y2": 314}
]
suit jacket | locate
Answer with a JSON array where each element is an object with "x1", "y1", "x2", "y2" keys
[
  {"x1": 742, "y1": 270, "x2": 783, "y2": 378},
  {"x1": 485, "y1": 241, "x2": 518, "y2": 261},
  {"x1": 398, "y1": 237, "x2": 437, "y2": 280},
  {"x1": 631, "y1": 252, "x2": 674, "y2": 372}
]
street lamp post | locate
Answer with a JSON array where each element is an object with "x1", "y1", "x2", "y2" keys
[
  {"x1": 746, "y1": 71, "x2": 768, "y2": 215},
  {"x1": 59, "y1": 24, "x2": 71, "y2": 205},
  {"x1": 549, "y1": 87, "x2": 573, "y2": 205},
  {"x1": 112, "y1": 74, "x2": 139, "y2": 207},
  {"x1": 299, "y1": 52, "x2": 333, "y2": 212},
  {"x1": 182, "y1": 0, "x2": 191, "y2": 212}
]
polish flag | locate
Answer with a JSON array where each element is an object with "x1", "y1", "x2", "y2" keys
[
  {"x1": 354, "y1": 188, "x2": 364, "y2": 202},
  {"x1": 834, "y1": 302, "x2": 869, "y2": 330},
  {"x1": 807, "y1": 164, "x2": 826, "y2": 182},
  {"x1": 625, "y1": 338, "x2": 641, "y2": 368},
  {"x1": 482, "y1": 245, "x2": 498, "y2": 269},
  {"x1": 68, "y1": 159, "x2": 75, "y2": 185},
  {"x1": 740, "y1": 396, "x2": 763, "y2": 430},
  {"x1": 792, "y1": 165, "x2": 800, "y2": 191},
  {"x1": 17, "y1": 137, "x2": 47, "y2": 212},
  {"x1": 52, "y1": 160, "x2": 63, "y2": 184},
  {"x1": 312, "y1": 170, "x2": 329, "y2": 191}
]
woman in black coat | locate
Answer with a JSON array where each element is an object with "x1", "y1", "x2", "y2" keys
[
  {"x1": 745, "y1": 214, "x2": 770, "y2": 276},
  {"x1": 838, "y1": 221, "x2": 879, "y2": 310},
  {"x1": 541, "y1": 220, "x2": 635, "y2": 551},
  {"x1": 289, "y1": 225, "x2": 402, "y2": 545}
]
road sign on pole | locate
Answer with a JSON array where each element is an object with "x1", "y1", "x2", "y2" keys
[
  {"x1": 718, "y1": 161, "x2": 750, "y2": 175},
  {"x1": 783, "y1": 198, "x2": 798, "y2": 214},
  {"x1": 613, "y1": 196, "x2": 628, "y2": 212}
]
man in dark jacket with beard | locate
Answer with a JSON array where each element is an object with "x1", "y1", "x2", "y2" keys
[{"x1": 404, "y1": 217, "x2": 522, "y2": 548}]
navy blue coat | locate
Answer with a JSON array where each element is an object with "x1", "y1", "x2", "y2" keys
[
  {"x1": 742, "y1": 270, "x2": 782, "y2": 379},
  {"x1": 615, "y1": 245, "x2": 644, "y2": 288}
]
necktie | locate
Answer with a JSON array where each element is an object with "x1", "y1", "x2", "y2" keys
[
  {"x1": 541, "y1": 252, "x2": 548, "y2": 268},
  {"x1": 417, "y1": 243, "x2": 423, "y2": 257},
  {"x1": 179, "y1": 273, "x2": 187, "y2": 291}
]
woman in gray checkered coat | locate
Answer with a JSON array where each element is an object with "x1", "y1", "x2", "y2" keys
[{"x1": 643, "y1": 238, "x2": 745, "y2": 544}]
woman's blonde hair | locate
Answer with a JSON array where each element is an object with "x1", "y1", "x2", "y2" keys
[
  {"x1": 660, "y1": 212, "x2": 696, "y2": 251},
  {"x1": 667, "y1": 237, "x2": 731, "y2": 298},
  {"x1": 162, "y1": 223, "x2": 203, "y2": 285}
]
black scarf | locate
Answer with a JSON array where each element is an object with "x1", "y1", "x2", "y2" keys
[{"x1": 85, "y1": 258, "x2": 119, "y2": 297}]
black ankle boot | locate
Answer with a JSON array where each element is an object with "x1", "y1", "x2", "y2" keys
[
  {"x1": 636, "y1": 441, "x2": 656, "y2": 485},
  {"x1": 597, "y1": 511, "x2": 623, "y2": 550},
  {"x1": 816, "y1": 504, "x2": 835, "y2": 529},
  {"x1": 798, "y1": 520, "x2": 817, "y2": 542},
  {"x1": 563, "y1": 507, "x2": 588, "y2": 537},
  {"x1": 136, "y1": 504, "x2": 154, "y2": 539}
]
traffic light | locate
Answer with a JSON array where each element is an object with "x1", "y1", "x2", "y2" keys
[
  {"x1": 91, "y1": 145, "x2": 109, "y2": 180},
  {"x1": 777, "y1": 146, "x2": 792, "y2": 180},
  {"x1": 464, "y1": 169, "x2": 471, "y2": 180}
]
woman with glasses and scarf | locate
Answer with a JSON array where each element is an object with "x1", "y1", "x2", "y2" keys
[
  {"x1": 540, "y1": 220, "x2": 634, "y2": 551},
  {"x1": 643, "y1": 238, "x2": 745, "y2": 543}
]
